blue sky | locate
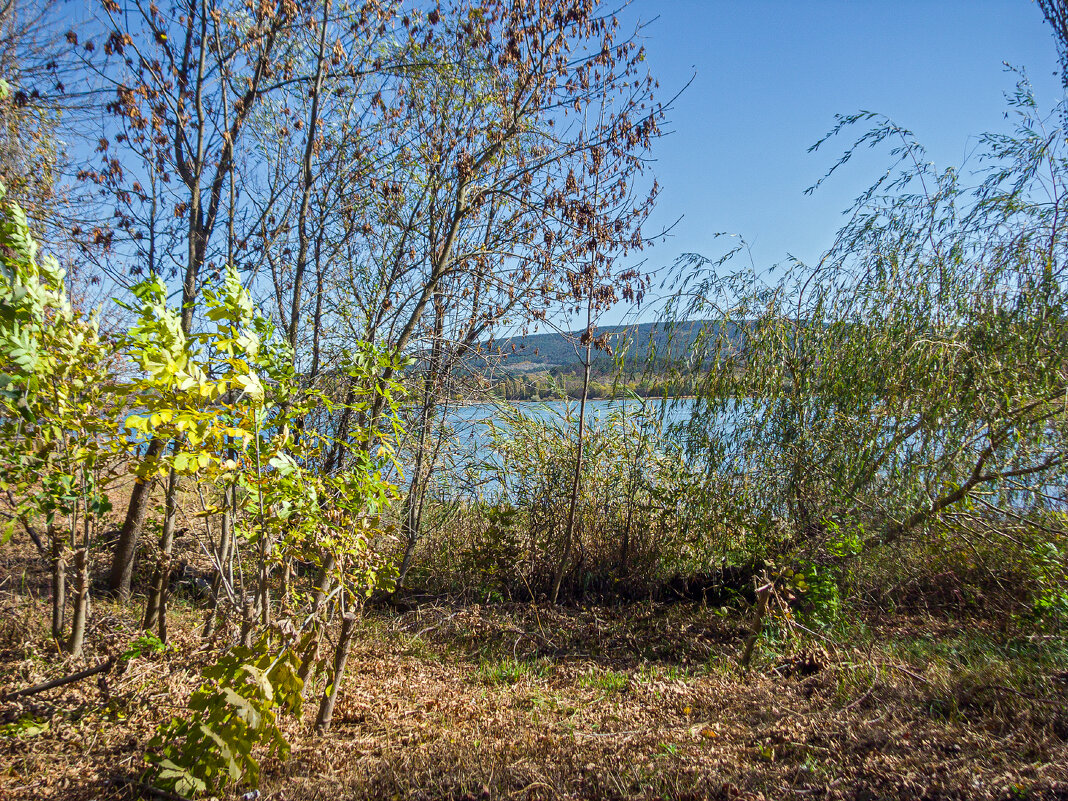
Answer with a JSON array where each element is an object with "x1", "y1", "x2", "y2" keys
[{"x1": 606, "y1": 0, "x2": 1064, "y2": 324}]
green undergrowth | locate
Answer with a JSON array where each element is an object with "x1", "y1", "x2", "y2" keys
[{"x1": 477, "y1": 655, "x2": 553, "y2": 686}]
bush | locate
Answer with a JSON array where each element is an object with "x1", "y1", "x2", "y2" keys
[
  {"x1": 409, "y1": 398, "x2": 725, "y2": 599},
  {"x1": 666, "y1": 80, "x2": 1068, "y2": 594}
]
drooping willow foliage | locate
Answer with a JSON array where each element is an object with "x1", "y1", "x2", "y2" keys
[{"x1": 667, "y1": 78, "x2": 1068, "y2": 560}]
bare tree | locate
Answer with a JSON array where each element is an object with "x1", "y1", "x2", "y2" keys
[{"x1": 289, "y1": 3, "x2": 666, "y2": 597}]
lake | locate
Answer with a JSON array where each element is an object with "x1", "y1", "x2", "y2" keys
[{"x1": 388, "y1": 396, "x2": 698, "y2": 494}]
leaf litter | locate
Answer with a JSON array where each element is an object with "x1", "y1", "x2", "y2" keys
[{"x1": 1, "y1": 596, "x2": 1066, "y2": 801}]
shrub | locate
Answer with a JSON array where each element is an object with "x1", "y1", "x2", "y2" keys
[{"x1": 666, "y1": 80, "x2": 1068, "y2": 592}]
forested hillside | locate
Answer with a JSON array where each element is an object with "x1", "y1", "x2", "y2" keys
[{"x1": 479, "y1": 319, "x2": 738, "y2": 372}]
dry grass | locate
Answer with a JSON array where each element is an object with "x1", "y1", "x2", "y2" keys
[
  {"x1": 1, "y1": 588, "x2": 1066, "y2": 801},
  {"x1": 266, "y1": 604, "x2": 1068, "y2": 801}
]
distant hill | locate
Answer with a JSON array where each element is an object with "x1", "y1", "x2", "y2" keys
[{"x1": 478, "y1": 320, "x2": 742, "y2": 374}]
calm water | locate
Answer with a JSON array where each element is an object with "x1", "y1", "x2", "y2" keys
[
  {"x1": 388, "y1": 397, "x2": 697, "y2": 493},
  {"x1": 391, "y1": 398, "x2": 1064, "y2": 512},
  {"x1": 449, "y1": 396, "x2": 692, "y2": 451}
]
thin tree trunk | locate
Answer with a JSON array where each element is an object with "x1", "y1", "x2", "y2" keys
[
  {"x1": 361, "y1": 178, "x2": 473, "y2": 443},
  {"x1": 50, "y1": 526, "x2": 65, "y2": 643},
  {"x1": 202, "y1": 482, "x2": 234, "y2": 639},
  {"x1": 109, "y1": 439, "x2": 163, "y2": 599},
  {"x1": 395, "y1": 462, "x2": 428, "y2": 595},
  {"x1": 214, "y1": 475, "x2": 234, "y2": 597},
  {"x1": 393, "y1": 391, "x2": 434, "y2": 594},
  {"x1": 67, "y1": 548, "x2": 89, "y2": 657},
  {"x1": 326, "y1": 382, "x2": 358, "y2": 474},
  {"x1": 240, "y1": 600, "x2": 255, "y2": 648},
  {"x1": 394, "y1": 294, "x2": 446, "y2": 595},
  {"x1": 309, "y1": 234, "x2": 326, "y2": 381},
  {"x1": 251, "y1": 408, "x2": 271, "y2": 629},
  {"x1": 143, "y1": 468, "x2": 178, "y2": 638},
  {"x1": 619, "y1": 502, "x2": 634, "y2": 577},
  {"x1": 739, "y1": 582, "x2": 772, "y2": 670},
  {"x1": 551, "y1": 85, "x2": 606, "y2": 604},
  {"x1": 118, "y1": 0, "x2": 284, "y2": 584},
  {"x1": 316, "y1": 612, "x2": 358, "y2": 732},
  {"x1": 552, "y1": 300, "x2": 594, "y2": 604},
  {"x1": 287, "y1": 0, "x2": 330, "y2": 352},
  {"x1": 280, "y1": 558, "x2": 292, "y2": 610},
  {"x1": 312, "y1": 553, "x2": 336, "y2": 613},
  {"x1": 393, "y1": 517, "x2": 420, "y2": 598},
  {"x1": 256, "y1": 547, "x2": 270, "y2": 629},
  {"x1": 118, "y1": 0, "x2": 283, "y2": 568},
  {"x1": 296, "y1": 633, "x2": 321, "y2": 697}
]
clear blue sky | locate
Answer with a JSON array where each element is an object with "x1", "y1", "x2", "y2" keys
[{"x1": 605, "y1": 0, "x2": 1063, "y2": 324}]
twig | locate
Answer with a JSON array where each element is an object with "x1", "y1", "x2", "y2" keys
[
  {"x1": 841, "y1": 685, "x2": 874, "y2": 713},
  {"x1": 974, "y1": 683, "x2": 1067, "y2": 709},
  {"x1": 785, "y1": 618, "x2": 840, "y2": 652},
  {"x1": 412, "y1": 610, "x2": 462, "y2": 640},
  {"x1": 889, "y1": 663, "x2": 930, "y2": 685},
  {"x1": 504, "y1": 625, "x2": 554, "y2": 648},
  {"x1": 2, "y1": 657, "x2": 115, "y2": 702},
  {"x1": 573, "y1": 729, "x2": 641, "y2": 738},
  {"x1": 507, "y1": 780, "x2": 561, "y2": 799}
]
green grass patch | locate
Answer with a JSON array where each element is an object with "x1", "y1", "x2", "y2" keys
[
  {"x1": 578, "y1": 667, "x2": 630, "y2": 693},
  {"x1": 477, "y1": 656, "x2": 551, "y2": 686}
]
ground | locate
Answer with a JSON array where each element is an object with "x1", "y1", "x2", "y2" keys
[{"x1": 1, "y1": 584, "x2": 1067, "y2": 801}]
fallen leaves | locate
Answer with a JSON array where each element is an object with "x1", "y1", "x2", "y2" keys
[{"x1": 1, "y1": 594, "x2": 1066, "y2": 801}]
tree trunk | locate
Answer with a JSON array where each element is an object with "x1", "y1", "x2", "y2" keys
[
  {"x1": 316, "y1": 612, "x2": 358, "y2": 732},
  {"x1": 256, "y1": 538, "x2": 271, "y2": 628},
  {"x1": 739, "y1": 582, "x2": 772, "y2": 670},
  {"x1": 552, "y1": 301, "x2": 594, "y2": 604},
  {"x1": 393, "y1": 293, "x2": 446, "y2": 596},
  {"x1": 297, "y1": 634, "x2": 320, "y2": 698},
  {"x1": 143, "y1": 469, "x2": 178, "y2": 639},
  {"x1": 325, "y1": 382, "x2": 358, "y2": 473},
  {"x1": 50, "y1": 528, "x2": 65, "y2": 643},
  {"x1": 109, "y1": 438, "x2": 163, "y2": 599},
  {"x1": 393, "y1": 396, "x2": 433, "y2": 594},
  {"x1": 280, "y1": 557, "x2": 292, "y2": 611},
  {"x1": 67, "y1": 548, "x2": 89, "y2": 657},
  {"x1": 201, "y1": 483, "x2": 233, "y2": 639},
  {"x1": 240, "y1": 599, "x2": 255, "y2": 648},
  {"x1": 312, "y1": 552, "x2": 335, "y2": 613},
  {"x1": 394, "y1": 463, "x2": 427, "y2": 596}
]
